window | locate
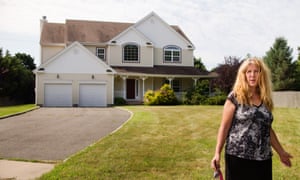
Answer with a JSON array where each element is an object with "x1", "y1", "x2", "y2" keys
[
  {"x1": 164, "y1": 45, "x2": 181, "y2": 63},
  {"x1": 164, "y1": 79, "x2": 181, "y2": 92},
  {"x1": 123, "y1": 44, "x2": 139, "y2": 62},
  {"x1": 96, "y1": 48, "x2": 105, "y2": 60},
  {"x1": 172, "y1": 80, "x2": 181, "y2": 92}
]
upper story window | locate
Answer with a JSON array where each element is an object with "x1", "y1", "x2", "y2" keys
[
  {"x1": 164, "y1": 45, "x2": 181, "y2": 63},
  {"x1": 96, "y1": 48, "x2": 105, "y2": 61},
  {"x1": 123, "y1": 43, "x2": 139, "y2": 62}
]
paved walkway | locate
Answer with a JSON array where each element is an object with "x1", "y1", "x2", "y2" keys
[{"x1": 0, "y1": 107, "x2": 131, "y2": 179}]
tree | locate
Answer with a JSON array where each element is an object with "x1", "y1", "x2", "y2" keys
[
  {"x1": 211, "y1": 56, "x2": 243, "y2": 94},
  {"x1": 0, "y1": 48, "x2": 36, "y2": 104},
  {"x1": 194, "y1": 57, "x2": 207, "y2": 71},
  {"x1": 293, "y1": 47, "x2": 300, "y2": 90},
  {"x1": 263, "y1": 37, "x2": 296, "y2": 90}
]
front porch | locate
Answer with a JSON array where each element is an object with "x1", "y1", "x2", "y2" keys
[{"x1": 112, "y1": 65, "x2": 218, "y2": 104}]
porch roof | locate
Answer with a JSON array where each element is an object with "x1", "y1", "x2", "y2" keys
[{"x1": 111, "y1": 66, "x2": 218, "y2": 78}]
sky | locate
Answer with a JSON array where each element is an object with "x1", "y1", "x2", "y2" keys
[{"x1": 1, "y1": 0, "x2": 300, "y2": 70}]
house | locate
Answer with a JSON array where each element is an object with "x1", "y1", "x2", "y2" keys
[{"x1": 35, "y1": 12, "x2": 217, "y2": 107}]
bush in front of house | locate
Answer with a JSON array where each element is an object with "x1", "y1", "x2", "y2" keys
[
  {"x1": 183, "y1": 80, "x2": 227, "y2": 105},
  {"x1": 144, "y1": 84, "x2": 178, "y2": 105},
  {"x1": 114, "y1": 97, "x2": 127, "y2": 106}
]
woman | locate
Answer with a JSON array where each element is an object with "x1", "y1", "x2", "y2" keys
[{"x1": 211, "y1": 57, "x2": 292, "y2": 180}]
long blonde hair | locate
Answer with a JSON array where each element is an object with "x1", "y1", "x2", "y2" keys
[{"x1": 232, "y1": 57, "x2": 274, "y2": 111}]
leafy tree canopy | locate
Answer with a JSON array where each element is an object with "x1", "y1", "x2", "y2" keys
[
  {"x1": 263, "y1": 37, "x2": 296, "y2": 90},
  {"x1": 0, "y1": 48, "x2": 36, "y2": 104}
]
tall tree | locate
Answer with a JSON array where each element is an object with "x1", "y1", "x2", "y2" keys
[
  {"x1": 293, "y1": 47, "x2": 300, "y2": 90},
  {"x1": 263, "y1": 37, "x2": 296, "y2": 90},
  {"x1": 211, "y1": 56, "x2": 243, "y2": 94},
  {"x1": 0, "y1": 48, "x2": 36, "y2": 104},
  {"x1": 194, "y1": 57, "x2": 207, "y2": 71}
]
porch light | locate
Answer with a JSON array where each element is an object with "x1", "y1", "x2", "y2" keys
[
  {"x1": 56, "y1": 74, "x2": 59, "y2": 79},
  {"x1": 91, "y1": 74, "x2": 95, "y2": 79}
]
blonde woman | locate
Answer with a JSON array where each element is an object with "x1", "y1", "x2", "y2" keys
[{"x1": 211, "y1": 58, "x2": 292, "y2": 180}]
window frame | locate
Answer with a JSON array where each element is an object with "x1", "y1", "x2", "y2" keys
[
  {"x1": 122, "y1": 43, "x2": 140, "y2": 63},
  {"x1": 96, "y1": 47, "x2": 106, "y2": 61},
  {"x1": 163, "y1": 79, "x2": 181, "y2": 92},
  {"x1": 163, "y1": 45, "x2": 181, "y2": 63}
]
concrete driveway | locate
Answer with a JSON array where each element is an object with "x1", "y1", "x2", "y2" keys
[{"x1": 0, "y1": 107, "x2": 131, "y2": 161}]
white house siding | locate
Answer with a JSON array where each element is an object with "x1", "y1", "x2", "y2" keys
[
  {"x1": 153, "y1": 48, "x2": 193, "y2": 66},
  {"x1": 108, "y1": 45, "x2": 154, "y2": 67},
  {"x1": 135, "y1": 15, "x2": 191, "y2": 49},
  {"x1": 41, "y1": 46, "x2": 64, "y2": 64}
]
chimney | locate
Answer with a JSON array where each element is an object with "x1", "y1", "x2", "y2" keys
[{"x1": 40, "y1": 16, "x2": 48, "y2": 33}]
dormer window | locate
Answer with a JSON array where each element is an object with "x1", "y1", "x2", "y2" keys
[
  {"x1": 96, "y1": 48, "x2": 105, "y2": 61},
  {"x1": 123, "y1": 43, "x2": 139, "y2": 63},
  {"x1": 164, "y1": 45, "x2": 181, "y2": 63}
]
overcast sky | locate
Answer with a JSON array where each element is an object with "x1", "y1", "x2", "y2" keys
[{"x1": 1, "y1": 0, "x2": 300, "y2": 70}]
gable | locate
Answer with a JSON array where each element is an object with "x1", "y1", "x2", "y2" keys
[
  {"x1": 113, "y1": 27, "x2": 151, "y2": 45},
  {"x1": 39, "y1": 42, "x2": 115, "y2": 74},
  {"x1": 134, "y1": 12, "x2": 194, "y2": 49}
]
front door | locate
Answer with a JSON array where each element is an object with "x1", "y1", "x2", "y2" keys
[{"x1": 126, "y1": 79, "x2": 135, "y2": 99}]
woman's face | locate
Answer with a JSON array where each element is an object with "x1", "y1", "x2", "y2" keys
[{"x1": 245, "y1": 63, "x2": 260, "y2": 88}]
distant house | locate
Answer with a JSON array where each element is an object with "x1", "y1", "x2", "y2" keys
[{"x1": 35, "y1": 12, "x2": 216, "y2": 107}]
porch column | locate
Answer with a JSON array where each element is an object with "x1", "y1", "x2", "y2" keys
[
  {"x1": 192, "y1": 78, "x2": 199, "y2": 86},
  {"x1": 121, "y1": 76, "x2": 127, "y2": 99},
  {"x1": 141, "y1": 77, "x2": 147, "y2": 98},
  {"x1": 167, "y1": 77, "x2": 174, "y2": 86}
]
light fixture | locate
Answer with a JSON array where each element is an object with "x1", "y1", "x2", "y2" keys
[
  {"x1": 111, "y1": 40, "x2": 116, "y2": 43},
  {"x1": 56, "y1": 74, "x2": 59, "y2": 79},
  {"x1": 91, "y1": 74, "x2": 95, "y2": 79}
]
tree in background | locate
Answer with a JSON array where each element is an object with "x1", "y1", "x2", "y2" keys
[
  {"x1": 263, "y1": 37, "x2": 296, "y2": 90},
  {"x1": 211, "y1": 56, "x2": 243, "y2": 94},
  {"x1": 0, "y1": 48, "x2": 36, "y2": 104},
  {"x1": 293, "y1": 47, "x2": 300, "y2": 90},
  {"x1": 194, "y1": 57, "x2": 207, "y2": 71}
]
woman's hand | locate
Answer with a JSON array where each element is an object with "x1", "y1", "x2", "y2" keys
[
  {"x1": 279, "y1": 151, "x2": 293, "y2": 167},
  {"x1": 211, "y1": 154, "x2": 221, "y2": 171}
]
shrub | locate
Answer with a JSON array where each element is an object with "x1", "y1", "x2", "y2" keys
[
  {"x1": 183, "y1": 80, "x2": 227, "y2": 105},
  {"x1": 143, "y1": 84, "x2": 178, "y2": 105},
  {"x1": 205, "y1": 94, "x2": 227, "y2": 105},
  {"x1": 114, "y1": 97, "x2": 127, "y2": 106},
  {"x1": 143, "y1": 90, "x2": 157, "y2": 105}
]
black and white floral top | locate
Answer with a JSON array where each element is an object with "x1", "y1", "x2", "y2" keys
[{"x1": 225, "y1": 92, "x2": 273, "y2": 160}]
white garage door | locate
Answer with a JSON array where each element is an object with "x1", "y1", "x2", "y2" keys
[
  {"x1": 44, "y1": 84, "x2": 72, "y2": 107},
  {"x1": 79, "y1": 84, "x2": 107, "y2": 107}
]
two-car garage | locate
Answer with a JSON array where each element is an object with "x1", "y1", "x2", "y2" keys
[{"x1": 44, "y1": 83, "x2": 107, "y2": 107}]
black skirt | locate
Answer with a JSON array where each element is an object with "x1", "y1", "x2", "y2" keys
[{"x1": 225, "y1": 154, "x2": 272, "y2": 180}]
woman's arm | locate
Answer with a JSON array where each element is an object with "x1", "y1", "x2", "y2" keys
[
  {"x1": 270, "y1": 128, "x2": 293, "y2": 167},
  {"x1": 211, "y1": 99, "x2": 236, "y2": 170}
]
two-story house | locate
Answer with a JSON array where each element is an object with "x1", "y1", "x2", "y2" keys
[{"x1": 35, "y1": 12, "x2": 217, "y2": 107}]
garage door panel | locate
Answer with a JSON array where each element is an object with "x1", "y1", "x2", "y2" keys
[
  {"x1": 79, "y1": 84, "x2": 106, "y2": 107},
  {"x1": 44, "y1": 84, "x2": 72, "y2": 107}
]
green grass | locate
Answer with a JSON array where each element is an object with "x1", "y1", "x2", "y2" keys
[
  {"x1": 32, "y1": 106, "x2": 299, "y2": 179},
  {"x1": 0, "y1": 104, "x2": 37, "y2": 118}
]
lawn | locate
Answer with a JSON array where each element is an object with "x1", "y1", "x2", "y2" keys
[
  {"x1": 37, "y1": 105, "x2": 300, "y2": 180},
  {"x1": 0, "y1": 104, "x2": 37, "y2": 118}
]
